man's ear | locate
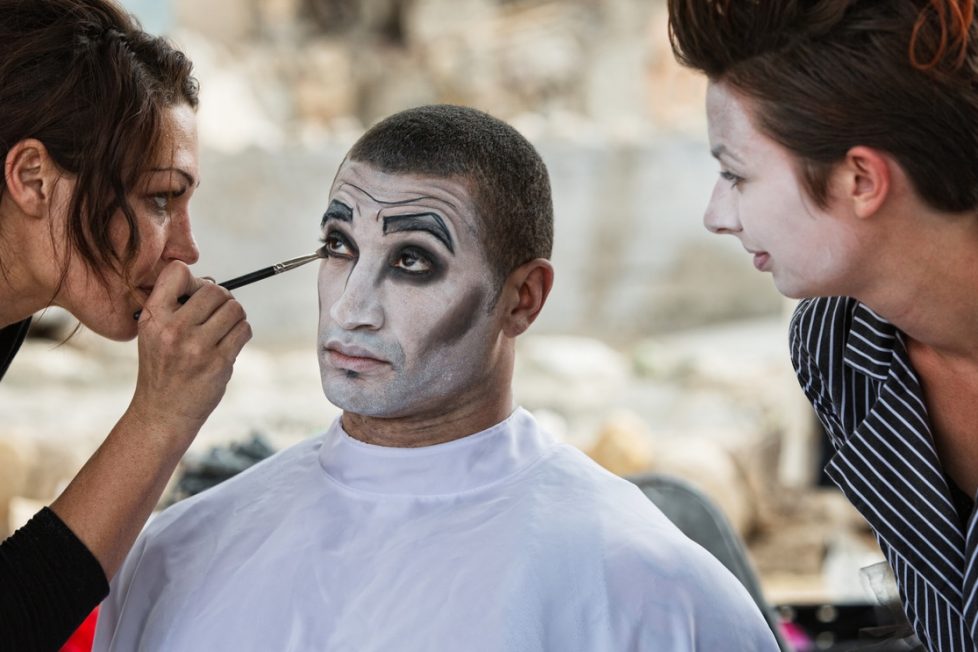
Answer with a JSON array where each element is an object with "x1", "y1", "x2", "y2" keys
[
  {"x1": 837, "y1": 146, "x2": 891, "y2": 220},
  {"x1": 500, "y1": 258, "x2": 554, "y2": 338},
  {"x1": 4, "y1": 139, "x2": 60, "y2": 218}
]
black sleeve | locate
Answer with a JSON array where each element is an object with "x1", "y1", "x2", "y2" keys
[
  {"x1": 0, "y1": 318, "x2": 31, "y2": 382},
  {"x1": 0, "y1": 507, "x2": 109, "y2": 652}
]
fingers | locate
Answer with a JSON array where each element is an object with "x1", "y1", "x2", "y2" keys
[
  {"x1": 195, "y1": 289, "x2": 252, "y2": 348},
  {"x1": 140, "y1": 263, "x2": 240, "y2": 329},
  {"x1": 131, "y1": 264, "x2": 252, "y2": 432},
  {"x1": 217, "y1": 314, "x2": 253, "y2": 359},
  {"x1": 144, "y1": 275, "x2": 250, "y2": 353},
  {"x1": 137, "y1": 263, "x2": 203, "y2": 322},
  {"x1": 148, "y1": 262, "x2": 206, "y2": 310},
  {"x1": 178, "y1": 282, "x2": 238, "y2": 326}
]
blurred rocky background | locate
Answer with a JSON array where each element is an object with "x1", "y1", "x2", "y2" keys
[{"x1": 1, "y1": 0, "x2": 884, "y2": 629}]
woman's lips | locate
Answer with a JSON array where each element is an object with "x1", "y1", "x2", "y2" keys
[{"x1": 752, "y1": 252, "x2": 771, "y2": 271}]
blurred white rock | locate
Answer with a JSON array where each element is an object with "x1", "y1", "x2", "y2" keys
[
  {"x1": 0, "y1": 437, "x2": 37, "y2": 538},
  {"x1": 171, "y1": 30, "x2": 286, "y2": 153},
  {"x1": 587, "y1": 410, "x2": 655, "y2": 477},
  {"x1": 514, "y1": 334, "x2": 630, "y2": 445},
  {"x1": 646, "y1": 435, "x2": 754, "y2": 537},
  {"x1": 7, "y1": 497, "x2": 47, "y2": 539}
]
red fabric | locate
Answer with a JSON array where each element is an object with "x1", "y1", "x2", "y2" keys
[{"x1": 60, "y1": 606, "x2": 97, "y2": 652}]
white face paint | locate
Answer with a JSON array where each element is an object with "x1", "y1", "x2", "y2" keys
[
  {"x1": 317, "y1": 160, "x2": 502, "y2": 419},
  {"x1": 704, "y1": 81, "x2": 864, "y2": 299}
]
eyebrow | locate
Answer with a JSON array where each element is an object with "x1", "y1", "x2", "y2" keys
[
  {"x1": 710, "y1": 145, "x2": 744, "y2": 165},
  {"x1": 150, "y1": 167, "x2": 199, "y2": 188},
  {"x1": 383, "y1": 212, "x2": 455, "y2": 254},
  {"x1": 321, "y1": 200, "x2": 354, "y2": 228}
]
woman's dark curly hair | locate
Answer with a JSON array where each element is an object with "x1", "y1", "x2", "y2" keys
[{"x1": 0, "y1": 0, "x2": 199, "y2": 289}]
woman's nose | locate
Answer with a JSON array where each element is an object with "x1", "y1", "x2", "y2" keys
[
  {"x1": 703, "y1": 185, "x2": 742, "y2": 235},
  {"x1": 164, "y1": 210, "x2": 200, "y2": 265}
]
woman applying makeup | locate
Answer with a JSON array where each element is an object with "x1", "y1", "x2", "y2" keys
[
  {"x1": 0, "y1": 1, "x2": 251, "y2": 649},
  {"x1": 668, "y1": 1, "x2": 977, "y2": 650}
]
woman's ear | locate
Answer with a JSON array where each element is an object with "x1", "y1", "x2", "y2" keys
[
  {"x1": 838, "y1": 146, "x2": 891, "y2": 220},
  {"x1": 500, "y1": 258, "x2": 554, "y2": 338},
  {"x1": 4, "y1": 139, "x2": 60, "y2": 218}
]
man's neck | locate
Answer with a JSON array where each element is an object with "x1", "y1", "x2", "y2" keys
[{"x1": 340, "y1": 387, "x2": 515, "y2": 448}]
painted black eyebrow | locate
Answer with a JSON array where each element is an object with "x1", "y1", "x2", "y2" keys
[
  {"x1": 321, "y1": 200, "x2": 354, "y2": 228},
  {"x1": 382, "y1": 213, "x2": 454, "y2": 254}
]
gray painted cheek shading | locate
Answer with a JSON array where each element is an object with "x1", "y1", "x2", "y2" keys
[{"x1": 424, "y1": 285, "x2": 489, "y2": 351}]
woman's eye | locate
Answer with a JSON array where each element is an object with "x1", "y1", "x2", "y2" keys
[
  {"x1": 148, "y1": 187, "x2": 187, "y2": 214},
  {"x1": 393, "y1": 249, "x2": 433, "y2": 274},
  {"x1": 719, "y1": 170, "x2": 743, "y2": 188},
  {"x1": 150, "y1": 194, "x2": 171, "y2": 212}
]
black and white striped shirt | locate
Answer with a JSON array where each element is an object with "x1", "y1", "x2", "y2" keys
[{"x1": 790, "y1": 296, "x2": 978, "y2": 651}]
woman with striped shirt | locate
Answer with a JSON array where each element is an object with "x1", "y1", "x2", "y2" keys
[{"x1": 667, "y1": 1, "x2": 978, "y2": 650}]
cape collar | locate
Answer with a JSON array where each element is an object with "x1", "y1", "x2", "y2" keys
[{"x1": 317, "y1": 407, "x2": 556, "y2": 497}]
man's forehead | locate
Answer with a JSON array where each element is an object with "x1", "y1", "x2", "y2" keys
[{"x1": 328, "y1": 161, "x2": 478, "y2": 223}]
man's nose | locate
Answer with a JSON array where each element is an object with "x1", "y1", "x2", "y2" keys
[{"x1": 328, "y1": 266, "x2": 384, "y2": 331}]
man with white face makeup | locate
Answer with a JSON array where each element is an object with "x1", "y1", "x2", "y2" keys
[
  {"x1": 95, "y1": 105, "x2": 778, "y2": 651},
  {"x1": 317, "y1": 164, "x2": 507, "y2": 432}
]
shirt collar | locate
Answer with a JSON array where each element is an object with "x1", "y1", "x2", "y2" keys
[
  {"x1": 842, "y1": 302, "x2": 901, "y2": 381},
  {"x1": 317, "y1": 407, "x2": 556, "y2": 497}
]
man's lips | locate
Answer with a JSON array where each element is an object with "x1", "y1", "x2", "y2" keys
[{"x1": 324, "y1": 342, "x2": 389, "y2": 372}]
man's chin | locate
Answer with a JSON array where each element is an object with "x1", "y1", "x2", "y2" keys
[
  {"x1": 334, "y1": 404, "x2": 404, "y2": 420},
  {"x1": 324, "y1": 389, "x2": 429, "y2": 422},
  {"x1": 323, "y1": 379, "x2": 394, "y2": 418}
]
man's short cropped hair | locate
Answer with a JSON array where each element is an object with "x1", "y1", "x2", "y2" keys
[{"x1": 348, "y1": 104, "x2": 554, "y2": 288}]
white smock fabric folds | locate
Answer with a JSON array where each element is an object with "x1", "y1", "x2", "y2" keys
[{"x1": 95, "y1": 408, "x2": 778, "y2": 651}]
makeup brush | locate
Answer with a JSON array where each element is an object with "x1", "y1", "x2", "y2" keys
[{"x1": 133, "y1": 250, "x2": 324, "y2": 320}]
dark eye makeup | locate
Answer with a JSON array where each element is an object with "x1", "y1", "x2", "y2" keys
[
  {"x1": 319, "y1": 226, "x2": 445, "y2": 283},
  {"x1": 390, "y1": 245, "x2": 438, "y2": 275},
  {"x1": 320, "y1": 229, "x2": 357, "y2": 259}
]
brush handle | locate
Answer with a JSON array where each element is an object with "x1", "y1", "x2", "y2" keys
[
  {"x1": 132, "y1": 251, "x2": 321, "y2": 320},
  {"x1": 218, "y1": 267, "x2": 276, "y2": 291}
]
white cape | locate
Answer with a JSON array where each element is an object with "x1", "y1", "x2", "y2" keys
[{"x1": 95, "y1": 408, "x2": 777, "y2": 651}]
